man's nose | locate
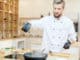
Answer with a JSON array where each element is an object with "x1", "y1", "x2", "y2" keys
[{"x1": 55, "y1": 10, "x2": 58, "y2": 13}]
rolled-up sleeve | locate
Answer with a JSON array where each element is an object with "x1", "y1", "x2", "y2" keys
[{"x1": 68, "y1": 21, "x2": 77, "y2": 41}]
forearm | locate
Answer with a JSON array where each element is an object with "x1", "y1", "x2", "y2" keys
[
  {"x1": 28, "y1": 20, "x2": 43, "y2": 29},
  {"x1": 22, "y1": 19, "x2": 44, "y2": 32}
]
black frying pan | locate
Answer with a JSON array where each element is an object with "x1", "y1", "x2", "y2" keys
[{"x1": 23, "y1": 51, "x2": 47, "y2": 60}]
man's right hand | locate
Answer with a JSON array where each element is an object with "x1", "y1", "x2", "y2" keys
[{"x1": 22, "y1": 22, "x2": 31, "y2": 32}]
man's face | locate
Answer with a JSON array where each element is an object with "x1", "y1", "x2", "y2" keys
[{"x1": 53, "y1": 3, "x2": 64, "y2": 18}]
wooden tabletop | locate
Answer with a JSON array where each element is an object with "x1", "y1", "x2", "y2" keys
[{"x1": 0, "y1": 42, "x2": 80, "y2": 60}]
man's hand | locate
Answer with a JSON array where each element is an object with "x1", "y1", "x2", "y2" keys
[
  {"x1": 22, "y1": 22, "x2": 31, "y2": 32},
  {"x1": 63, "y1": 40, "x2": 71, "y2": 49}
]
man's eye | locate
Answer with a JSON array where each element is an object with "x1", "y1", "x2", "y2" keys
[
  {"x1": 58, "y1": 8, "x2": 61, "y2": 10},
  {"x1": 54, "y1": 8, "x2": 56, "y2": 10}
]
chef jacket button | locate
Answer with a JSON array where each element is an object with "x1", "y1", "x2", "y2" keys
[
  {"x1": 58, "y1": 37, "x2": 61, "y2": 39},
  {"x1": 60, "y1": 21, "x2": 63, "y2": 23},
  {"x1": 57, "y1": 45, "x2": 60, "y2": 47},
  {"x1": 51, "y1": 44, "x2": 53, "y2": 45},
  {"x1": 53, "y1": 28, "x2": 55, "y2": 30},
  {"x1": 52, "y1": 36, "x2": 55, "y2": 38},
  {"x1": 51, "y1": 44, "x2": 53, "y2": 46}
]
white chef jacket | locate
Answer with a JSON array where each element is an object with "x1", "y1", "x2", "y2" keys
[{"x1": 29, "y1": 16, "x2": 76, "y2": 53}]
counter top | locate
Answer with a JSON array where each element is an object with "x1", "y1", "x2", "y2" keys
[{"x1": 0, "y1": 42, "x2": 80, "y2": 60}]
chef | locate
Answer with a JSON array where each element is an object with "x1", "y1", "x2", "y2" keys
[{"x1": 22, "y1": 0, "x2": 76, "y2": 54}]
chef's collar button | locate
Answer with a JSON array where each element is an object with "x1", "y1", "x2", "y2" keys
[
  {"x1": 60, "y1": 22, "x2": 63, "y2": 23},
  {"x1": 54, "y1": 21, "x2": 55, "y2": 22}
]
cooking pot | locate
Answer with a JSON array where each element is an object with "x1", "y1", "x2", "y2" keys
[{"x1": 23, "y1": 51, "x2": 47, "y2": 60}]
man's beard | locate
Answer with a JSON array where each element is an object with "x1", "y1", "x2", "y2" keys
[{"x1": 54, "y1": 14, "x2": 62, "y2": 18}]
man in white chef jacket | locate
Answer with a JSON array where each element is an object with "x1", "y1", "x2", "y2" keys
[{"x1": 22, "y1": 0, "x2": 76, "y2": 54}]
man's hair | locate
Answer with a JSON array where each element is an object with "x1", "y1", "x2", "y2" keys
[{"x1": 53, "y1": 0, "x2": 65, "y2": 8}]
